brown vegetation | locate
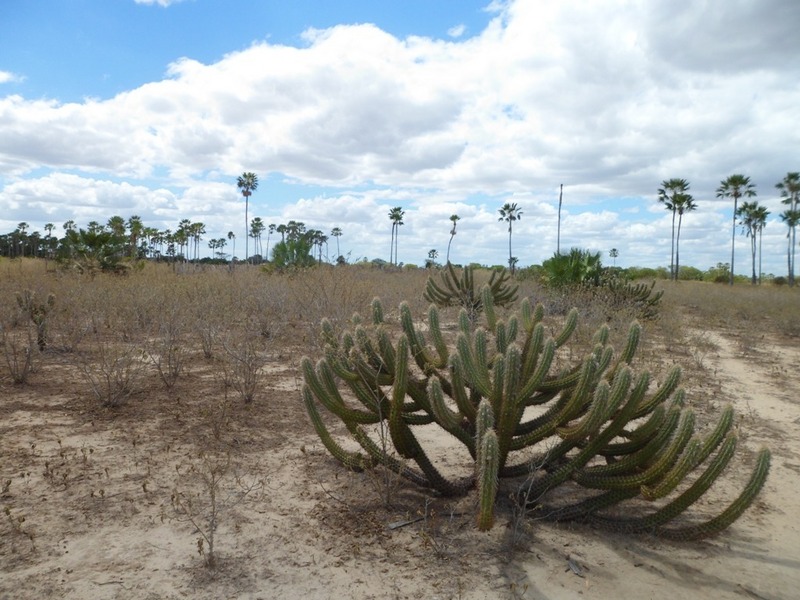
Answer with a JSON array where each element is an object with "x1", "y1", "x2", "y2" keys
[{"x1": 0, "y1": 259, "x2": 798, "y2": 599}]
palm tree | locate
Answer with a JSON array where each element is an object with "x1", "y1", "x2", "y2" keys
[
  {"x1": 780, "y1": 209, "x2": 800, "y2": 286},
  {"x1": 426, "y1": 248, "x2": 439, "y2": 269},
  {"x1": 331, "y1": 227, "x2": 343, "y2": 261},
  {"x1": 446, "y1": 214, "x2": 460, "y2": 264},
  {"x1": 388, "y1": 207, "x2": 405, "y2": 265},
  {"x1": 227, "y1": 231, "x2": 236, "y2": 265},
  {"x1": 673, "y1": 192, "x2": 697, "y2": 281},
  {"x1": 190, "y1": 222, "x2": 206, "y2": 261},
  {"x1": 43, "y1": 222, "x2": 55, "y2": 267},
  {"x1": 237, "y1": 172, "x2": 258, "y2": 261},
  {"x1": 737, "y1": 201, "x2": 769, "y2": 285},
  {"x1": 498, "y1": 202, "x2": 522, "y2": 274},
  {"x1": 609, "y1": 248, "x2": 619, "y2": 266},
  {"x1": 776, "y1": 172, "x2": 800, "y2": 286},
  {"x1": 717, "y1": 174, "x2": 757, "y2": 286},
  {"x1": 753, "y1": 204, "x2": 769, "y2": 284},
  {"x1": 127, "y1": 215, "x2": 143, "y2": 258},
  {"x1": 657, "y1": 178, "x2": 690, "y2": 281},
  {"x1": 250, "y1": 217, "x2": 266, "y2": 257},
  {"x1": 267, "y1": 224, "x2": 276, "y2": 259},
  {"x1": 276, "y1": 224, "x2": 287, "y2": 244}
]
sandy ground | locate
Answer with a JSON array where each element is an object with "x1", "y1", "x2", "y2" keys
[{"x1": 1, "y1": 322, "x2": 799, "y2": 600}]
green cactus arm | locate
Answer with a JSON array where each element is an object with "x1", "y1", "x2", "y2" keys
[
  {"x1": 317, "y1": 357, "x2": 385, "y2": 418},
  {"x1": 475, "y1": 399, "x2": 495, "y2": 445},
  {"x1": 551, "y1": 356, "x2": 601, "y2": 425},
  {"x1": 556, "y1": 380, "x2": 610, "y2": 442},
  {"x1": 446, "y1": 355, "x2": 478, "y2": 421},
  {"x1": 456, "y1": 332, "x2": 493, "y2": 399},
  {"x1": 351, "y1": 349, "x2": 394, "y2": 387},
  {"x1": 346, "y1": 423, "x2": 429, "y2": 488},
  {"x1": 524, "y1": 366, "x2": 636, "y2": 500},
  {"x1": 354, "y1": 325, "x2": 387, "y2": 374},
  {"x1": 302, "y1": 385, "x2": 371, "y2": 471},
  {"x1": 427, "y1": 305, "x2": 450, "y2": 367},
  {"x1": 641, "y1": 404, "x2": 734, "y2": 500},
  {"x1": 400, "y1": 302, "x2": 441, "y2": 373},
  {"x1": 575, "y1": 408, "x2": 695, "y2": 490},
  {"x1": 376, "y1": 328, "x2": 396, "y2": 374},
  {"x1": 588, "y1": 431, "x2": 740, "y2": 533},
  {"x1": 320, "y1": 318, "x2": 340, "y2": 350},
  {"x1": 428, "y1": 377, "x2": 473, "y2": 449},
  {"x1": 520, "y1": 322, "x2": 545, "y2": 381},
  {"x1": 510, "y1": 392, "x2": 572, "y2": 449},
  {"x1": 494, "y1": 320, "x2": 507, "y2": 354},
  {"x1": 538, "y1": 363, "x2": 584, "y2": 392},
  {"x1": 520, "y1": 297, "x2": 533, "y2": 331},
  {"x1": 553, "y1": 356, "x2": 638, "y2": 453},
  {"x1": 618, "y1": 321, "x2": 641, "y2": 366},
  {"x1": 657, "y1": 446, "x2": 770, "y2": 540},
  {"x1": 387, "y1": 335, "x2": 419, "y2": 459},
  {"x1": 423, "y1": 277, "x2": 452, "y2": 306},
  {"x1": 581, "y1": 397, "x2": 684, "y2": 478},
  {"x1": 371, "y1": 297, "x2": 385, "y2": 324},
  {"x1": 482, "y1": 285, "x2": 497, "y2": 331},
  {"x1": 593, "y1": 324, "x2": 610, "y2": 346},
  {"x1": 598, "y1": 403, "x2": 664, "y2": 457},
  {"x1": 640, "y1": 437, "x2": 703, "y2": 501},
  {"x1": 496, "y1": 345, "x2": 523, "y2": 462},
  {"x1": 632, "y1": 366, "x2": 682, "y2": 419},
  {"x1": 458, "y1": 308, "x2": 472, "y2": 335},
  {"x1": 554, "y1": 308, "x2": 579, "y2": 348},
  {"x1": 490, "y1": 354, "x2": 505, "y2": 414},
  {"x1": 520, "y1": 298, "x2": 546, "y2": 333},
  {"x1": 301, "y1": 357, "x2": 382, "y2": 424},
  {"x1": 477, "y1": 430, "x2": 500, "y2": 531}
]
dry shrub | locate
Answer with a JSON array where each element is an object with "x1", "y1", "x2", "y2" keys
[{"x1": 78, "y1": 336, "x2": 148, "y2": 407}]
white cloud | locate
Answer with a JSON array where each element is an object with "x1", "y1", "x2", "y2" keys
[
  {"x1": 0, "y1": 71, "x2": 21, "y2": 84},
  {"x1": 133, "y1": 0, "x2": 185, "y2": 6},
  {"x1": 1, "y1": 0, "x2": 798, "y2": 273},
  {"x1": 447, "y1": 24, "x2": 467, "y2": 38}
]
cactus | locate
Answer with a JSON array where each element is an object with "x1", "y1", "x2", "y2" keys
[
  {"x1": 424, "y1": 263, "x2": 518, "y2": 322},
  {"x1": 603, "y1": 279, "x2": 663, "y2": 320},
  {"x1": 16, "y1": 290, "x2": 56, "y2": 351},
  {"x1": 301, "y1": 289, "x2": 770, "y2": 539}
]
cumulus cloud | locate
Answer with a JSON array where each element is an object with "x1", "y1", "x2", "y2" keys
[{"x1": 1, "y1": 0, "x2": 798, "y2": 272}]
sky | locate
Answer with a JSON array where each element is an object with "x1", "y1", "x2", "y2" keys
[{"x1": 1, "y1": 0, "x2": 799, "y2": 274}]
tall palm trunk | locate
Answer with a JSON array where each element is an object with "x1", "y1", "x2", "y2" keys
[
  {"x1": 675, "y1": 214, "x2": 683, "y2": 281},
  {"x1": 508, "y1": 223, "x2": 513, "y2": 274},
  {"x1": 730, "y1": 196, "x2": 738, "y2": 285},
  {"x1": 670, "y1": 208, "x2": 677, "y2": 280},
  {"x1": 389, "y1": 224, "x2": 395, "y2": 264}
]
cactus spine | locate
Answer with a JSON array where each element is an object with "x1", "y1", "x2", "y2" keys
[{"x1": 302, "y1": 289, "x2": 770, "y2": 538}]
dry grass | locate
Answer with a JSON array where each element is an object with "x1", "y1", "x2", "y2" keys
[{"x1": 0, "y1": 257, "x2": 798, "y2": 598}]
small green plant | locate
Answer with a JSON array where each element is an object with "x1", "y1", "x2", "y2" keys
[{"x1": 302, "y1": 289, "x2": 770, "y2": 538}]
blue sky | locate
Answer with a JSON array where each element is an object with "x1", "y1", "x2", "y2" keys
[{"x1": 1, "y1": 0, "x2": 799, "y2": 273}]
